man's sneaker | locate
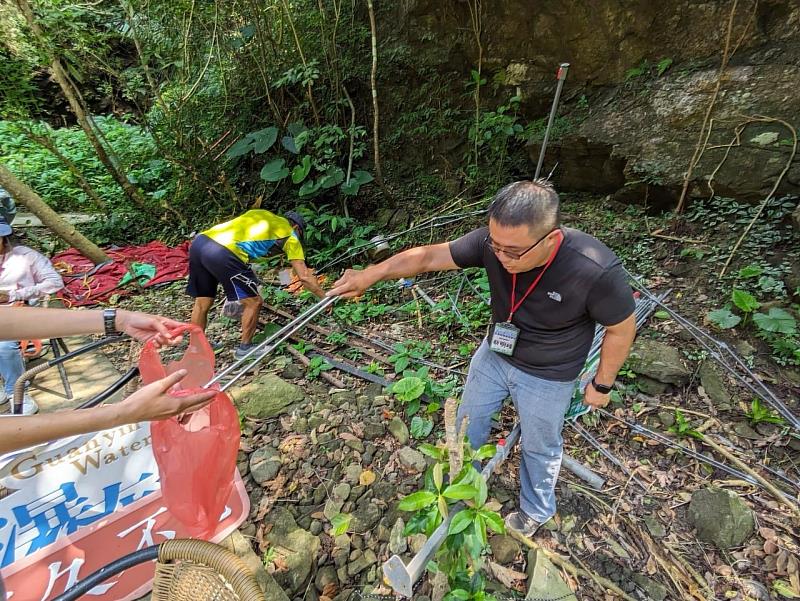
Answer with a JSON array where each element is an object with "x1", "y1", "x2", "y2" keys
[
  {"x1": 504, "y1": 510, "x2": 543, "y2": 538},
  {"x1": 233, "y1": 343, "x2": 260, "y2": 361}
]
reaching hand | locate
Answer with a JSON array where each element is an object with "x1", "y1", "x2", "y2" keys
[
  {"x1": 116, "y1": 309, "x2": 185, "y2": 346},
  {"x1": 118, "y1": 369, "x2": 216, "y2": 423},
  {"x1": 327, "y1": 269, "x2": 375, "y2": 299}
]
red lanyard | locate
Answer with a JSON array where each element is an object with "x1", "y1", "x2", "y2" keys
[{"x1": 508, "y1": 230, "x2": 563, "y2": 321}]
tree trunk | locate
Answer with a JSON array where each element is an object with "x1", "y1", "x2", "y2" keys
[
  {"x1": 365, "y1": 0, "x2": 391, "y2": 201},
  {"x1": 14, "y1": 0, "x2": 148, "y2": 210},
  {"x1": 0, "y1": 164, "x2": 110, "y2": 265}
]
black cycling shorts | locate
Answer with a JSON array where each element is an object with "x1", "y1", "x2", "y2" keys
[{"x1": 186, "y1": 234, "x2": 260, "y2": 301}]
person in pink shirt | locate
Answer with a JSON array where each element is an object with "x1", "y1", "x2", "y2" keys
[{"x1": 0, "y1": 215, "x2": 64, "y2": 414}]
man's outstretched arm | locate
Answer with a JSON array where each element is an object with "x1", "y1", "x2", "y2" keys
[{"x1": 328, "y1": 243, "x2": 459, "y2": 298}]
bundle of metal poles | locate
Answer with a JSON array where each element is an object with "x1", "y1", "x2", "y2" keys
[
  {"x1": 565, "y1": 289, "x2": 670, "y2": 421},
  {"x1": 625, "y1": 271, "x2": 799, "y2": 432},
  {"x1": 205, "y1": 295, "x2": 338, "y2": 392}
]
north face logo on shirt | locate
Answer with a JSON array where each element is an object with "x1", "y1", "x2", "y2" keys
[{"x1": 547, "y1": 291, "x2": 562, "y2": 302}]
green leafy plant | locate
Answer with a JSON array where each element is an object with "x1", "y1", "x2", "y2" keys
[
  {"x1": 708, "y1": 308, "x2": 741, "y2": 329},
  {"x1": 365, "y1": 360, "x2": 384, "y2": 375},
  {"x1": 306, "y1": 356, "x2": 333, "y2": 379},
  {"x1": 391, "y1": 376, "x2": 426, "y2": 403},
  {"x1": 292, "y1": 341, "x2": 312, "y2": 355},
  {"x1": 325, "y1": 332, "x2": 347, "y2": 346},
  {"x1": 745, "y1": 398, "x2": 787, "y2": 427},
  {"x1": 668, "y1": 410, "x2": 703, "y2": 440},
  {"x1": 753, "y1": 307, "x2": 796, "y2": 335},
  {"x1": 400, "y1": 439, "x2": 502, "y2": 601},
  {"x1": 410, "y1": 415, "x2": 434, "y2": 439},
  {"x1": 388, "y1": 340, "x2": 431, "y2": 373},
  {"x1": 656, "y1": 57, "x2": 673, "y2": 77},
  {"x1": 262, "y1": 546, "x2": 278, "y2": 565},
  {"x1": 732, "y1": 289, "x2": 760, "y2": 315},
  {"x1": 458, "y1": 342, "x2": 476, "y2": 357},
  {"x1": 738, "y1": 264, "x2": 763, "y2": 279}
]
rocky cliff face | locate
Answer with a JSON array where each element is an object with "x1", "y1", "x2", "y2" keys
[{"x1": 388, "y1": 0, "x2": 800, "y2": 204}]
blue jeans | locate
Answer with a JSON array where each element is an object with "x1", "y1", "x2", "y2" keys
[
  {"x1": 457, "y1": 339, "x2": 575, "y2": 522},
  {"x1": 0, "y1": 340, "x2": 24, "y2": 397}
]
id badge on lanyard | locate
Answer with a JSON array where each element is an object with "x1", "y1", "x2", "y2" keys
[{"x1": 490, "y1": 321, "x2": 519, "y2": 356}]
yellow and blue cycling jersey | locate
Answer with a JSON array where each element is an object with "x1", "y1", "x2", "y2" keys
[{"x1": 202, "y1": 210, "x2": 305, "y2": 264}]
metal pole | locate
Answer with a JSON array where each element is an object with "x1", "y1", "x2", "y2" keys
[
  {"x1": 206, "y1": 295, "x2": 337, "y2": 389},
  {"x1": 534, "y1": 63, "x2": 570, "y2": 180}
]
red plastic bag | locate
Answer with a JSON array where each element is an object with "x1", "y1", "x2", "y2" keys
[{"x1": 138, "y1": 324, "x2": 240, "y2": 537}]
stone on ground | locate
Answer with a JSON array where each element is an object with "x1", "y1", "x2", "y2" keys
[
  {"x1": 688, "y1": 487, "x2": 755, "y2": 549},
  {"x1": 264, "y1": 506, "x2": 321, "y2": 596},
  {"x1": 232, "y1": 374, "x2": 304, "y2": 418},
  {"x1": 525, "y1": 548, "x2": 575, "y2": 600},
  {"x1": 627, "y1": 339, "x2": 691, "y2": 385}
]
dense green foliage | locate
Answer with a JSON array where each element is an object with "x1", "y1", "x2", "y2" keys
[{"x1": 0, "y1": 0, "x2": 552, "y2": 244}]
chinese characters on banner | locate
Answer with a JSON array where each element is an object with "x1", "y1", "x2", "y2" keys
[{"x1": 0, "y1": 421, "x2": 249, "y2": 601}]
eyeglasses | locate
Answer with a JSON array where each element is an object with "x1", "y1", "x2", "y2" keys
[{"x1": 484, "y1": 228, "x2": 555, "y2": 260}]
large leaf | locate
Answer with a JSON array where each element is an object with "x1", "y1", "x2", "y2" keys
[
  {"x1": 291, "y1": 155, "x2": 312, "y2": 184},
  {"x1": 442, "y1": 483, "x2": 477, "y2": 500},
  {"x1": 410, "y1": 416, "x2": 434, "y2": 439},
  {"x1": 448, "y1": 509, "x2": 473, "y2": 535},
  {"x1": 738, "y1": 265, "x2": 763, "y2": 279},
  {"x1": 443, "y1": 590, "x2": 470, "y2": 601},
  {"x1": 260, "y1": 159, "x2": 289, "y2": 182},
  {"x1": 475, "y1": 474, "x2": 488, "y2": 507},
  {"x1": 298, "y1": 178, "x2": 322, "y2": 197},
  {"x1": 391, "y1": 376, "x2": 425, "y2": 402},
  {"x1": 732, "y1": 289, "x2": 760, "y2": 313},
  {"x1": 481, "y1": 510, "x2": 505, "y2": 534},
  {"x1": 225, "y1": 137, "x2": 254, "y2": 158},
  {"x1": 433, "y1": 462, "x2": 443, "y2": 491},
  {"x1": 707, "y1": 308, "x2": 741, "y2": 329},
  {"x1": 474, "y1": 444, "x2": 497, "y2": 460},
  {"x1": 341, "y1": 170, "x2": 374, "y2": 196},
  {"x1": 418, "y1": 443, "x2": 444, "y2": 460},
  {"x1": 397, "y1": 490, "x2": 437, "y2": 512},
  {"x1": 319, "y1": 166, "x2": 345, "y2": 189},
  {"x1": 287, "y1": 121, "x2": 307, "y2": 137},
  {"x1": 352, "y1": 170, "x2": 374, "y2": 184},
  {"x1": 282, "y1": 135, "x2": 299, "y2": 154},
  {"x1": 330, "y1": 513, "x2": 351, "y2": 536},
  {"x1": 251, "y1": 127, "x2": 278, "y2": 153},
  {"x1": 437, "y1": 495, "x2": 448, "y2": 520},
  {"x1": 340, "y1": 178, "x2": 361, "y2": 196},
  {"x1": 753, "y1": 307, "x2": 797, "y2": 335}
]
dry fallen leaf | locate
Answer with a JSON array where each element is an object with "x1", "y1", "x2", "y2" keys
[
  {"x1": 322, "y1": 583, "x2": 338, "y2": 598},
  {"x1": 360, "y1": 469, "x2": 377, "y2": 486},
  {"x1": 273, "y1": 555, "x2": 289, "y2": 572},
  {"x1": 486, "y1": 561, "x2": 526, "y2": 589}
]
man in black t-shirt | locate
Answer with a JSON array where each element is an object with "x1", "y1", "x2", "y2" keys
[{"x1": 329, "y1": 180, "x2": 636, "y2": 536}]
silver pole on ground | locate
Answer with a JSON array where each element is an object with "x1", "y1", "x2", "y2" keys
[
  {"x1": 382, "y1": 424, "x2": 522, "y2": 597},
  {"x1": 561, "y1": 453, "x2": 606, "y2": 490},
  {"x1": 534, "y1": 63, "x2": 570, "y2": 180}
]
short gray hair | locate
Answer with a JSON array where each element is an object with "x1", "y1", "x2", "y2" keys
[{"x1": 487, "y1": 179, "x2": 560, "y2": 235}]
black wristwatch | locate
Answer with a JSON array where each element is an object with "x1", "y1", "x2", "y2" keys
[
  {"x1": 591, "y1": 377, "x2": 613, "y2": 394},
  {"x1": 103, "y1": 308, "x2": 121, "y2": 336}
]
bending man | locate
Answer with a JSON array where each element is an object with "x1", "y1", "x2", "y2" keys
[
  {"x1": 187, "y1": 209, "x2": 324, "y2": 359},
  {"x1": 329, "y1": 180, "x2": 637, "y2": 536}
]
